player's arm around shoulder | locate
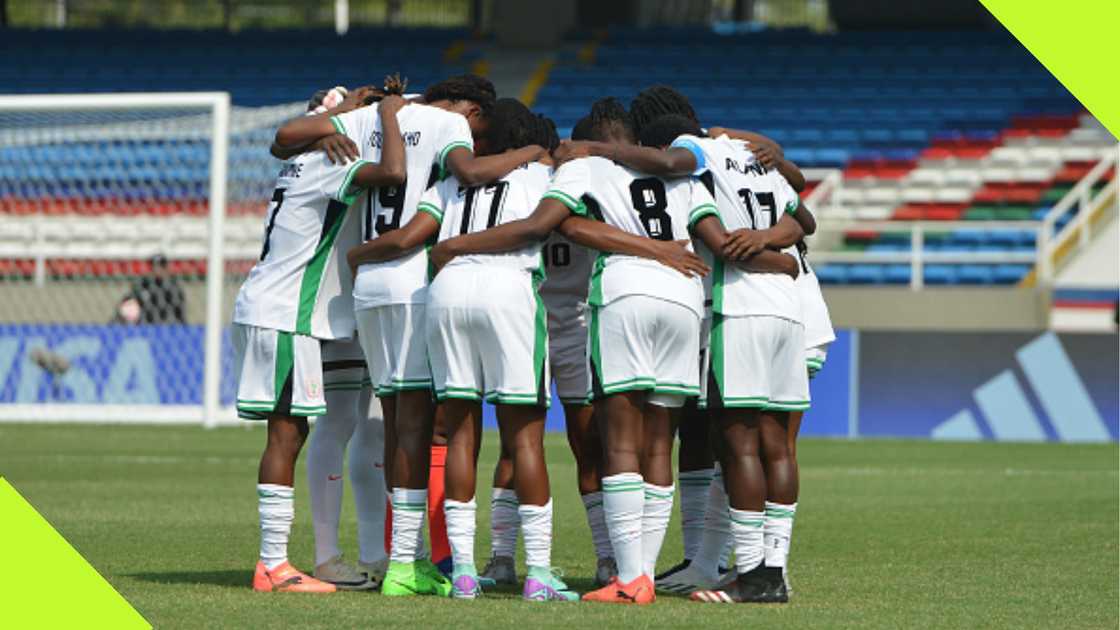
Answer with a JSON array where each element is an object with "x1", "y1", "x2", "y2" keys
[
  {"x1": 346, "y1": 212, "x2": 439, "y2": 274},
  {"x1": 689, "y1": 195, "x2": 797, "y2": 279},
  {"x1": 708, "y1": 125, "x2": 806, "y2": 192},
  {"x1": 555, "y1": 139, "x2": 697, "y2": 177},
  {"x1": 444, "y1": 144, "x2": 547, "y2": 187},
  {"x1": 350, "y1": 95, "x2": 408, "y2": 188},
  {"x1": 429, "y1": 196, "x2": 571, "y2": 272},
  {"x1": 273, "y1": 85, "x2": 378, "y2": 155},
  {"x1": 700, "y1": 213, "x2": 799, "y2": 279},
  {"x1": 346, "y1": 175, "x2": 445, "y2": 273},
  {"x1": 559, "y1": 215, "x2": 709, "y2": 279}
]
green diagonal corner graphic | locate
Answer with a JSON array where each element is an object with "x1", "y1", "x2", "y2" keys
[
  {"x1": 980, "y1": 0, "x2": 1120, "y2": 140},
  {"x1": 0, "y1": 478, "x2": 150, "y2": 629}
]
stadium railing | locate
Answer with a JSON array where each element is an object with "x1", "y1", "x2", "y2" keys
[
  {"x1": 807, "y1": 146, "x2": 1118, "y2": 289},
  {"x1": 1037, "y1": 148, "x2": 1119, "y2": 283}
]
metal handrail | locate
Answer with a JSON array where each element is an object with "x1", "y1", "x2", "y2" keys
[
  {"x1": 807, "y1": 146, "x2": 1118, "y2": 289},
  {"x1": 1038, "y1": 147, "x2": 1119, "y2": 281}
]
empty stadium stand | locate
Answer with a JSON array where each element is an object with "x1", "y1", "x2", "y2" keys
[
  {"x1": 0, "y1": 28, "x2": 474, "y2": 106},
  {"x1": 534, "y1": 27, "x2": 1117, "y2": 287},
  {"x1": 0, "y1": 26, "x2": 1115, "y2": 289}
]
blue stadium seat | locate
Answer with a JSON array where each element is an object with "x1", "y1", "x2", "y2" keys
[
  {"x1": 884, "y1": 264, "x2": 912, "y2": 285},
  {"x1": 957, "y1": 264, "x2": 995, "y2": 284},
  {"x1": 924, "y1": 265, "x2": 957, "y2": 285},
  {"x1": 993, "y1": 264, "x2": 1032, "y2": 285},
  {"x1": 848, "y1": 264, "x2": 885, "y2": 284},
  {"x1": 815, "y1": 264, "x2": 848, "y2": 285}
]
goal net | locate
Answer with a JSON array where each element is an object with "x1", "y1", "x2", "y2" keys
[{"x1": 0, "y1": 93, "x2": 303, "y2": 426}]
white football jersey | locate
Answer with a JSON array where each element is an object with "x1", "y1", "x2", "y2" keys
[
  {"x1": 331, "y1": 104, "x2": 474, "y2": 310},
  {"x1": 539, "y1": 232, "x2": 593, "y2": 307},
  {"x1": 233, "y1": 151, "x2": 368, "y2": 339},
  {"x1": 543, "y1": 156, "x2": 714, "y2": 318},
  {"x1": 796, "y1": 249, "x2": 836, "y2": 348},
  {"x1": 671, "y1": 133, "x2": 801, "y2": 322},
  {"x1": 418, "y1": 161, "x2": 551, "y2": 275}
]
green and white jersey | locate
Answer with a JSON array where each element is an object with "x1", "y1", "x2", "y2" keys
[
  {"x1": 796, "y1": 251, "x2": 836, "y2": 348},
  {"x1": 418, "y1": 161, "x2": 551, "y2": 276},
  {"x1": 233, "y1": 150, "x2": 369, "y2": 339},
  {"x1": 670, "y1": 133, "x2": 801, "y2": 322},
  {"x1": 331, "y1": 104, "x2": 475, "y2": 310},
  {"x1": 543, "y1": 156, "x2": 715, "y2": 318},
  {"x1": 539, "y1": 231, "x2": 593, "y2": 308}
]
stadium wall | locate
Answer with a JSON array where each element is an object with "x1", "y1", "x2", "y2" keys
[
  {"x1": 2, "y1": 325, "x2": 1115, "y2": 443},
  {"x1": 823, "y1": 287, "x2": 1049, "y2": 331}
]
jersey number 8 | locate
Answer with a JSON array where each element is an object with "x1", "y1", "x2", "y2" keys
[{"x1": 629, "y1": 178, "x2": 673, "y2": 242}]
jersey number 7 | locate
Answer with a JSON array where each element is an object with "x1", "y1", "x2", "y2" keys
[{"x1": 737, "y1": 188, "x2": 777, "y2": 229}]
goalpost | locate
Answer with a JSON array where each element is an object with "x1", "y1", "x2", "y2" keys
[{"x1": 0, "y1": 92, "x2": 299, "y2": 427}]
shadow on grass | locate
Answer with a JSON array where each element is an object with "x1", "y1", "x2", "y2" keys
[{"x1": 127, "y1": 570, "x2": 248, "y2": 587}]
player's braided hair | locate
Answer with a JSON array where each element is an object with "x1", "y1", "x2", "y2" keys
[
  {"x1": 570, "y1": 97, "x2": 635, "y2": 143},
  {"x1": 533, "y1": 113, "x2": 560, "y2": 151},
  {"x1": 629, "y1": 85, "x2": 698, "y2": 136},
  {"x1": 486, "y1": 98, "x2": 536, "y2": 154},
  {"x1": 423, "y1": 74, "x2": 496, "y2": 112},
  {"x1": 638, "y1": 114, "x2": 702, "y2": 148},
  {"x1": 570, "y1": 115, "x2": 594, "y2": 141}
]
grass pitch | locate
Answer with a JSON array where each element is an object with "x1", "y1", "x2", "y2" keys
[{"x1": 1, "y1": 424, "x2": 1116, "y2": 629}]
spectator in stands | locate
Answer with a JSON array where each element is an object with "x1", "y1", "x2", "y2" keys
[{"x1": 129, "y1": 254, "x2": 186, "y2": 324}]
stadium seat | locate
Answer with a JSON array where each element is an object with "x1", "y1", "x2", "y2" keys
[{"x1": 3, "y1": 26, "x2": 1109, "y2": 285}]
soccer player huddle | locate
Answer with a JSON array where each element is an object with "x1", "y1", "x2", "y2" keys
[{"x1": 231, "y1": 72, "x2": 834, "y2": 605}]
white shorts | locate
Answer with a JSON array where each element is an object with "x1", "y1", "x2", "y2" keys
[
  {"x1": 232, "y1": 323, "x2": 325, "y2": 420},
  {"x1": 547, "y1": 302, "x2": 589, "y2": 406},
  {"x1": 701, "y1": 314, "x2": 810, "y2": 412},
  {"x1": 427, "y1": 265, "x2": 549, "y2": 406},
  {"x1": 356, "y1": 303, "x2": 431, "y2": 397},
  {"x1": 806, "y1": 343, "x2": 830, "y2": 379},
  {"x1": 589, "y1": 295, "x2": 701, "y2": 408},
  {"x1": 321, "y1": 337, "x2": 369, "y2": 393}
]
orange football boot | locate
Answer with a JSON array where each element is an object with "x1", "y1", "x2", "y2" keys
[
  {"x1": 581, "y1": 574, "x2": 655, "y2": 604},
  {"x1": 253, "y1": 561, "x2": 337, "y2": 593}
]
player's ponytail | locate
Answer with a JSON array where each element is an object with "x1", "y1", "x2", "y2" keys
[{"x1": 381, "y1": 73, "x2": 408, "y2": 97}]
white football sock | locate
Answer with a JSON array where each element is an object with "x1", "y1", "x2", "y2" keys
[
  {"x1": 518, "y1": 499, "x2": 553, "y2": 570},
  {"x1": 390, "y1": 487, "x2": 427, "y2": 564},
  {"x1": 730, "y1": 508, "x2": 765, "y2": 574},
  {"x1": 602, "y1": 472, "x2": 645, "y2": 583},
  {"x1": 764, "y1": 501, "x2": 797, "y2": 569},
  {"x1": 582, "y1": 491, "x2": 612, "y2": 559},
  {"x1": 641, "y1": 482, "x2": 675, "y2": 577},
  {"x1": 691, "y1": 465, "x2": 730, "y2": 580},
  {"x1": 444, "y1": 497, "x2": 477, "y2": 572},
  {"x1": 350, "y1": 389, "x2": 387, "y2": 564},
  {"x1": 258, "y1": 483, "x2": 294, "y2": 570},
  {"x1": 678, "y1": 468, "x2": 714, "y2": 560},
  {"x1": 306, "y1": 386, "x2": 359, "y2": 566},
  {"x1": 489, "y1": 487, "x2": 520, "y2": 558},
  {"x1": 721, "y1": 537, "x2": 733, "y2": 570}
]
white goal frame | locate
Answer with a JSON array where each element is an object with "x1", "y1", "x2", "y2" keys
[{"x1": 0, "y1": 92, "x2": 231, "y2": 427}]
